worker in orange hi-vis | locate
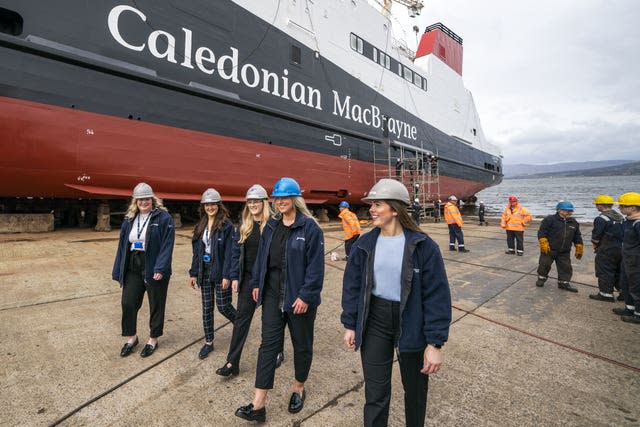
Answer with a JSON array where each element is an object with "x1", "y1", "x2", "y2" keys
[
  {"x1": 501, "y1": 195, "x2": 532, "y2": 256},
  {"x1": 337, "y1": 201, "x2": 361, "y2": 260},
  {"x1": 444, "y1": 195, "x2": 469, "y2": 253}
]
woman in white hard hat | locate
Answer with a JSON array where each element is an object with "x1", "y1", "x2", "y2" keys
[
  {"x1": 235, "y1": 177, "x2": 324, "y2": 423},
  {"x1": 189, "y1": 188, "x2": 237, "y2": 360},
  {"x1": 112, "y1": 182, "x2": 175, "y2": 358},
  {"x1": 216, "y1": 184, "x2": 281, "y2": 377},
  {"x1": 341, "y1": 178, "x2": 452, "y2": 427}
]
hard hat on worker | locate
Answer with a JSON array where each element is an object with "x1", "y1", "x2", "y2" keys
[
  {"x1": 593, "y1": 194, "x2": 614, "y2": 205},
  {"x1": 132, "y1": 182, "x2": 154, "y2": 199},
  {"x1": 201, "y1": 188, "x2": 221, "y2": 204},
  {"x1": 617, "y1": 192, "x2": 640, "y2": 206},
  {"x1": 246, "y1": 184, "x2": 268, "y2": 200},
  {"x1": 362, "y1": 179, "x2": 410, "y2": 205},
  {"x1": 448, "y1": 195, "x2": 457, "y2": 202},
  {"x1": 509, "y1": 195, "x2": 518, "y2": 203},
  {"x1": 339, "y1": 201, "x2": 349, "y2": 208},
  {"x1": 271, "y1": 177, "x2": 302, "y2": 197},
  {"x1": 556, "y1": 201, "x2": 574, "y2": 212}
]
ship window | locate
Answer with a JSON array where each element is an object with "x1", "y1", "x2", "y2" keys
[
  {"x1": 438, "y1": 45, "x2": 446, "y2": 59},
  {"x1": 350, "y1": 33, "x2": 363, "y2": 54},
  {"x1": 403, "y1": 67, "x2": 412, "y2": 82},
  {"x1": 397, "y1": 63, "x2": 402, "y2": 76},
  {"x1": 290, "y1": 45, "x2": 302, "y2": 65},
  {"x1": 372, "y1": 47, "x2": 377, "y2": 63},
  {"x1": 0, "y1": 7, "x2": 23, "y2": 36},
  {"x1": 422, "y1": 77, "x2": 428, "y2": 91},
  {"x1": 413, "y1": 73, "x2": 422, "y2": 87},
  {"x1": 385, "y1": 55, "x2": 390, "y2": 69}
]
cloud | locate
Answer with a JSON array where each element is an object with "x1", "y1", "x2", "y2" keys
[{"x1": 397, "y1": 0, "x2": 640, "y2": 164}]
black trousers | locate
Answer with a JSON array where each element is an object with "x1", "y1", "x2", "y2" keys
[
  {"x1": 447, "y1": 224, "x2": 465, "y2": 247},
  {"x1": 226, "y1": 276, "x2": 257, "y2": 368},
  {"x1": 595, "y1": 245, "x2": 622, "y2": 294},
  {"x1": 537, "y1": 251, "x2": 572, "y2": 283},
  {"x1": 121, "y1": 252, "x2": 169, "y2": 338},
  {"x1": 254, "y1": 279, "x2": 317, "y2": 389},
  {"x1": 506, "y1": 230, "x2": 524, "y2": 253},
  {"x1": 345, "y1": 235, "x2": 359, "y2": 259},
  {"x1": 621, "y1": 252, "x2": 640, "y2": 311},
  {"x1": 361, "y1": 296, "x2": 428, "y2": 427}
]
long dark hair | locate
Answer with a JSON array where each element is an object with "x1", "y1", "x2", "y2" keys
[
  {"x1": 385, "y1": 200, "x2": 424, "y2": 234},
  {"x1": 193, "y1": 203, "x2": 230, "y2": 238}
]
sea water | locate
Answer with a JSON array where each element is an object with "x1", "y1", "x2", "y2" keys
[{"x1": 475, "y1": 175, "x2": 640, "y2": 222}]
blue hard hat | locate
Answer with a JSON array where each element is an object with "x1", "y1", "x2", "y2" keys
[
  {"x1": 556, "y1": 201, "x2": 574, "y2": 211},
  {"x1": 339, "y1": 201, "x2": 349, "y2": 208},
  {"x1": 271, "y1": 177, "x2": 302, "y2": 197}
]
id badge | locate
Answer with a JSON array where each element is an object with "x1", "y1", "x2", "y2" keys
[
  {"x1": 133, "y1": 241, "x2": 144, "y2": 250},
  {"x1": 203, "y1": 253, "x2": 211, "y2": 263}
]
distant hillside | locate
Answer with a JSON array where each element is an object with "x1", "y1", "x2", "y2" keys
[
  {"x1": 513, "y1": 161, "x2": 640, "y2": 179},
  {"x1": 503, "y1": 160, "x2": 634, "y2": 178}
]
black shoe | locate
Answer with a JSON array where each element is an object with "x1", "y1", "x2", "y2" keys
[
  {"x1": 235, "y1": 403, "x2": 266, "y2": 422},
  {"x1": 621, "y1": 314, "x2": 640, "y2": 324},
  {"x1": 589, "y1": 293, "x2": 614, "y2": 302},
  {"x1": 458, "y1": 248, "x2": 470, "y2": 253},
  {"x1": 516, "y1": 252, "x2": 524, "y2": 256},
  {"x1": 216, "y1": 362, "x2": 239, "y2": 377},
  {"x1": 140, "y1": 342, "x2": 157, "y2": 358},
  {"x1": 198, "y1": 343, "x2": 214, "y2": 359},
  {"x1": 449, "y1": 247, "x2": 456, "y2": 252},
  {"x1": 617, "y1": 294, "x2": 625, "y2": 301},
  {"x1": 275, "y1": 352, "x2": 285, "y2": 369},
  {"x1": 558, "y1": 283, "x2": 578, "y2": 293},
  {"x1": 535, "y1": 279, "x2": 545, "y2": 287},
  {"x1": 505, "y1": 250, "x2": 515, "y2": 255},
  {"x1": 120, "y1": 337, "x2": 138, "y2": 357},
  {"x1": 613, "y1": 307, "x2": 634, "y2": 316},
  {"x1": 288, "y1": 390, "x2": 306, "y2": 414}
]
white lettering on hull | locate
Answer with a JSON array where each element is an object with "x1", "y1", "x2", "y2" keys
[{"x1": 108, "y1": 5, "x2": 417, "y2": 140}]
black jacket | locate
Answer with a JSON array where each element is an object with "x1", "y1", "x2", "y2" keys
[{"x1": 538, "y1": 213, "x2": 583, "y2": 253}]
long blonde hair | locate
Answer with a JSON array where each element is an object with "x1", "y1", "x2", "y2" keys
[
  {"x1": 272, "y1": 196, "x2": 318, "y2": 224},
  {"x1": 238, "y1": 199, "x2": 272, "y2": 243},
  {"x1": 124, "y1": 196, "x2": 167, "y2": 219}
]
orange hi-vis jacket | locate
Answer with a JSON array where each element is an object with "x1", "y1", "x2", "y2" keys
[
  {"x1": 444, "y1": 202, "x2": 463, "y2": 227},
  {"x1": 339, "y1": 208, "x2": 361, "y2": 240},
  {"x1": 500, "y1": 203, "x2": 532, "y2": 231}
]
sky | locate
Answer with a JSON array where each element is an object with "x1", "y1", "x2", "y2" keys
[{"x1": 392, "y1": 0, "x2": 640, "y2": 165}]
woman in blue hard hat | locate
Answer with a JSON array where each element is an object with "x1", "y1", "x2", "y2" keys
[
  {"x1": 189, "y1": 188, "x2": 237, "y2": 360},
  {"x1": 341, "y1": 178, "x2": 451, "y2": 427},
  {"x1": 216, "y1": 184, "x2": 282, "y2": 377},
  {"x1": 235, "y1": 177, "x2": 325, "y2": 423},
  {"x1": 535, "y1": 200, "x2": 584, "y2": 292},
  {"x1": 112, "y1": 182, "x2": 175, "y2": 358}
]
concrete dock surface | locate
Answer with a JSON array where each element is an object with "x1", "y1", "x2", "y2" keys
[{"x1": 1, "y1": 221, "x2": 639, "y2": 426}]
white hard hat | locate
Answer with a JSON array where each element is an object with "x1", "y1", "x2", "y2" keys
[
  {"x1": 414, "y1": 198, "x2": 419, "y2": 202},
  {"x1": 362, "y1": 179, "x2": 410, "y2": 205},
  {"x1": 201, "y1": 188, "x2": 221, "y2": 203},
  {"x1": 132, "y1": 182, "x2": 154, "y2": 199},
  {"x1": 480, "y1": 201, "x2": 484, "y2": 204},
  {"x1": 448, "y1": 195, "x2": 458, "y2": 201},
  {"x1": 246, "y1": 184, "x2": 268, "y2": 200}
]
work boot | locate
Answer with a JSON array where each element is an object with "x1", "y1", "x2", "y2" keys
[
  {"x1": 558, "y1": 282, "x2": 578, "y2": 293},
  {"x1": 449, "y1": 247, "x2": 456, "y2": 252},
  {"x1": 505, "y1": 250, "x2": 515, "y2": 255},
  {"x1": 617, "y1": 293, "x2": 625, "y2": 301},
  {"x1": 535, "y1": 278, "x2": 546, "y2": 287},
  {"x1": 621, "y1": 314, "x2": 640, "y2": 324},
  {"x1": 458, "y1": 247, "x2": 470, "y2": 253},
  {"x1": 589, "y1": 293, "x2": 614, "y2": 302},
  {"x1": 612, "y1": 307, "x2": 634, "y2": 316},
  {"x1": 516, "y1": 251, "x2": 524, "y2": 256}
]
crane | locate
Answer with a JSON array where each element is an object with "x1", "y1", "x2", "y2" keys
[{"x1": 382, "y1": 0, "x2": 424, "y2": 17}]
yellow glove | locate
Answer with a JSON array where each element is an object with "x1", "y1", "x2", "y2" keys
[
  {"x1": 575, "y1": 243, "x2": 584, "y2": 260},
  {"x1": 539, "y1": 237, "x2": 550, "y2": 254}
]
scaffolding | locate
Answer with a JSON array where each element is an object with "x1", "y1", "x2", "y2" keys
[{"x1": 372, "y1": 139, "x2": 440, "y2": 219}]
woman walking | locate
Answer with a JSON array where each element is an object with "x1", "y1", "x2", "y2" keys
[
  {"x1": 113, "y1": 182, "x2": 175, "y2": 358},
  {"x1": 235, "y1": 177, "x2": 324, "y2": 423},
  {"x1": 189, "y1": 188, "x2": 236, "y2": 359},
  {"x1": 216, "y1": 184, "x2": 272, "y2": 377},
  {"x1": 341, "y1": 178, "x2": 452, "y2": 427}
]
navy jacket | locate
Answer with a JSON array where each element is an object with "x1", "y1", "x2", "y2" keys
[
  {"x1": 538, "y1": 213, "x2": 583, "y2": 253},
  {"x1": 341, "y1": 228, "x2": 452, "y2": 352},
  {"x1": 112, "y1": 209, "x2": 175, "y2": 286},
  {"x1": 189, "y1": 219, "x2": 233, "y2": 285},
  {"x1": 622, "y1": 219, "x2": 640, "y2": 255},
  {"x1": 251, "y1": 212, "x2": 324, "y2": 310},
  {"x1": 591, "y1": 210, "x2": 623, "y2": 250}
]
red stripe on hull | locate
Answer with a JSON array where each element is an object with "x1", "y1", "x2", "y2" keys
[{"x1": 0, "y1": 97, "x2": 485, "y2": 202}]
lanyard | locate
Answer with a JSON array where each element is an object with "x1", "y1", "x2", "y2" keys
[{"x1": 137, "y1": 212, "x2": 151, "y2": 240}]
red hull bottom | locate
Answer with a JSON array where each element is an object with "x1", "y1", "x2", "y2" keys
[{"x1": 0, "y1": 97, "x2": 486, "y2": 204}]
